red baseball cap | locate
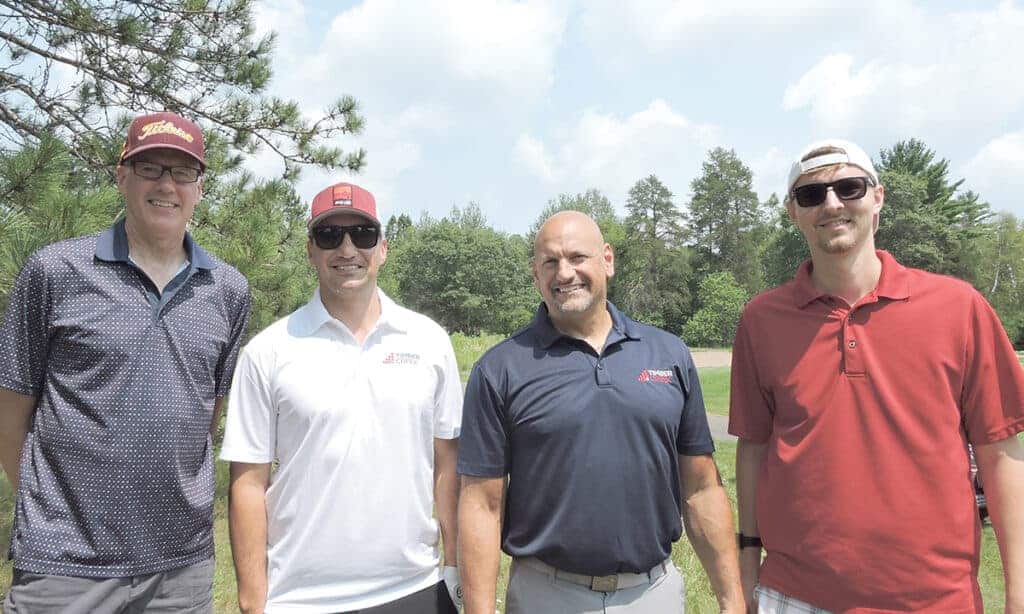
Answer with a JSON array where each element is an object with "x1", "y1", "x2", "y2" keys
[
  {"x1": 309, "y1": 182, "x2": 379, "y2": 227},
  {"x1": 119, "y1": 111, "x2": 206, "y2": 169}
]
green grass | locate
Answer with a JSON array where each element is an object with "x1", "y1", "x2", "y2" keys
[
  {"x1": 452, "y1": 331, "x2": 504, "y2": 382},
  {"x1": 699, "y1": 366, "x2": 730, "y2": 416}
]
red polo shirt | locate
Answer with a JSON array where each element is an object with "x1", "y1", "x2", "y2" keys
[{"x1": 729, "y1": 250, "x2": 1024, "y2": 613}]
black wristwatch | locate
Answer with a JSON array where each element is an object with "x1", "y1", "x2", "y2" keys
[{"x1": 738, "y1": 533, "x2": 763, "y2": 549}]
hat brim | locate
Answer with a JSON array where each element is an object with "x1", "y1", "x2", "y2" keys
[
  {"x1": 121, "y1": 143, "x2": 206, "y2": 170},
  {"x1": 308, "y1": 208, "x2": 380, "y2": 228}
]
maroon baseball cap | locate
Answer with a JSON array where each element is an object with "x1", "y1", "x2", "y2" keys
[
  {"x1": 309, "y1": 182, "x2": 379, "y2": 227},
  {"x1": 119, "y1": 111, "x2": 206, "y2": 169}
]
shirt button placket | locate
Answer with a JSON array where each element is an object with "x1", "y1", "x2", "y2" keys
[{"x1": 843, "y1": 311, "x2": 865, "y2": 375}]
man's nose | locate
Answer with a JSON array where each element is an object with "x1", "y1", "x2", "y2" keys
[
  {"x1": 821, "y1": 187, "x2": 844, "y2": 210},
  {"x1": 556, "y1": 259, "x2": 575, "y2": 280}
]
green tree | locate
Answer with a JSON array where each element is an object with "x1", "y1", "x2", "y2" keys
[
  {"x1": 392, "y1": 205, "x2": 535, "y2": 335},
  {"x1": 190, "y1": 172, "x2": 315, "y2": 335},
  {"x1": 683, "y1": 272, "x2": 747, "y2": 347},
  {"x1": 0, "y1": 0, "x2": 364, "y2": 178},
  {"x1": 385, "y1": 213, "x2": 414, "y2": 248},
  {"x1": 687, "y1": 148, "x2": 766, "y2": 293},
  {"x1": 0, "y1": 137, "x2": 121, "y2": 312},
  {"x1": 875, "y1": 139, "x2": 993, "y2": 280},
  {"x1": 973, "y1": 212, "x2": 1024, "y2": 347},
  {"x1": 617, "y1": 175, "x2": 691, "y2": 333},
  {"x1": 759, "y1": 199, "x2": 808, "y2": 288}
]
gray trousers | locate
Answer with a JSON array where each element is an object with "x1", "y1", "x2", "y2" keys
[
  {"x1": 505, "y1": 557, "x2": 685, "y2": 614},
  {"x1": 3, "y1": 558, "x2": 213, "y2": 614}
]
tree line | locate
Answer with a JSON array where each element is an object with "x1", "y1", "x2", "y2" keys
[
  {"x1": 2, "y1": 135, "x2": 1023, "y2": 350},
  {"x1": 376, "y1": 141, "x2": 1024, "y2": 349}
]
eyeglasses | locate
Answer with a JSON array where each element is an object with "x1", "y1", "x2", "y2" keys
[
  {"x1": 310, "y1": 224, "x2": 380, "y2": 250},
  {"x1": 125, "y1": 160, "x2": 202, "y2": 184},
  {"x1": 791, "y1": 176, "x2": 875, "y2": 208}
]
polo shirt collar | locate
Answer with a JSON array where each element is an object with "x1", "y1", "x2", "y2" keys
[
  {"x1": 94, "y1": 218, "x2": 217, "y2": 270},
  {"x1": 791, "y1": 249, "x2": 912, "y2": 308},
  {"x1": 532, "y1": 300, "x2": 640, "y2": 349},
  {"x1": 296, "y1": 287, "x2": 409, "y2": 337}
]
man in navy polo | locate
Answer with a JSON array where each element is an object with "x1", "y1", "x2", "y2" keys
[
  {"x1": 457, "y1": 211, "x2": 743, "y2": 613},
  {"x1": 0, "y1": 111, "x2": 251, "y2": 613}
]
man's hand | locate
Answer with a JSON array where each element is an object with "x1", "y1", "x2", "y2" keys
[
  {"x1": 442, "y1": 565, "x2": 464, "y2": 610},
  {"x1": 739, "y1": 547, "x2": 762, "y2": 613}
]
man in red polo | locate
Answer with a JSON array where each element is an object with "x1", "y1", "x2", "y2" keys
[{"x1": 729, "y1": 138, "x2": 1024, "y2": 613}]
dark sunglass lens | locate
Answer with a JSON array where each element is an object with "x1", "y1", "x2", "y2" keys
[
  {"x1": 349, "y1": 226, "x2": 379, "y2": 249},
  {"x1": 312, "y1": 226, "x2": 345, "y2": 249},
  {"x1": 833, "y1": 177, "x2": 868, "y2": 200},
  {"x1": 794, "y1": 184, "x2": 826, "y2": 207}
]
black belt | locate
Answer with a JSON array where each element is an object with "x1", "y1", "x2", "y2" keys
[{"x1": 517, "y1": 557, "x2": 669, "y2": 592}]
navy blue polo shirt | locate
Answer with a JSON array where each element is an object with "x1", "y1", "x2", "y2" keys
[
  {"x1": 0, "y1": 219, "x2": 251, "y2": 576},
  {"x1": 457, "y1": 302, "x2": 714, "y2": 576}
]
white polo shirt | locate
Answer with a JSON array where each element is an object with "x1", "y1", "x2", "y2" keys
[{"x1": 220, "y1": 289, "x2": 462, "y2": 613}]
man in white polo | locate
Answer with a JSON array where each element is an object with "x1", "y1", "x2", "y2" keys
[{"x1": 222, "y1": 181, "x2": 463, "y2": 613}]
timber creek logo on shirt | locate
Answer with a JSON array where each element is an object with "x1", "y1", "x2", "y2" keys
[
  {"x1": 637, "y1": 369, "x2": 674, "y2": 383},
  {"x1": 139, "y1": 120, "x2": 194, "y2": 142},
  {"x1": 383, "y1": 352, "x2": 420, "y2": 365}
]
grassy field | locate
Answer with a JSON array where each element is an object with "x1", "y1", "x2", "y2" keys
[{"x1": 0, "y1": 343, "x2": 1018, "y2": 611}]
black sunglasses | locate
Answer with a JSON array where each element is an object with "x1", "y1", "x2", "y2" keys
[
  {"x1": 791, "y1": 176, "x2": 875, "y2": 208},
  {"x1": 310, "y1": 224, "x2": 380, "y2": 250}
]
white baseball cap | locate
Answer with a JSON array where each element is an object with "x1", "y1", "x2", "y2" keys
[{"x1": 786, "y1": 139, "x2": 879, "y2": 197}]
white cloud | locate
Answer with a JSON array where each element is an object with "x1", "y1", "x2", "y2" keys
[
  {"x1": 514, "y1": 135, "x2": 555, "y2": 182},
  {"x1": 747, "y1": 146, "x2": 790, "y2": 202},
  {"x1": 963, "y1": 131, "x2": 1024, "y2": 218},
  {"x1": 782, "y1": 3, "x2": 1024, "y2": 136},
  {"x1": 580, "y1": 0, "x2": 844, "y2": 53},
  {"x1": 514, "y1": 99, "x2": 720, "y2": 203},
  {"x1": 295, "y1": 0, "x2": 568, "y2": 112}
]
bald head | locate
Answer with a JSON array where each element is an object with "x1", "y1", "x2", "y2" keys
[{"x1": 533, "y1": 211, "x2": 605, "y2": 259}]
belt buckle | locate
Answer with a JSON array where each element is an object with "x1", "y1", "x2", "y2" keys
[{"x1": 590, "y1": 574, "x2": 618, "y2": 592}]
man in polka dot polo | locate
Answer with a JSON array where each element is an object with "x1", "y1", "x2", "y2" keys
[
  {"x1": 0, "y1": 111, "x2": 251, "y2": 613},
  {"x1": 221, "y1": 181, "x2": 463, "y2": 614}
]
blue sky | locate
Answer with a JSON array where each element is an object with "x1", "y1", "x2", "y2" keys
[{"x1": 248, "y1": 0, "x2": 1024, "y2": 234}]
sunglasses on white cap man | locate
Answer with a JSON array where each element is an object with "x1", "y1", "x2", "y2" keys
[{"x1": 786, "y1": 139, "x2": 880, "y2": 208}]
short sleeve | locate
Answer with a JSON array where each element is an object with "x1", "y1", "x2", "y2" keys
[
  {"x1": 960, "y1": 291, "x2": 1024, "y2": 445},
  {"x1": 456, "y1": 363, "x2": 509, "y2": 477},
  {"x1": 728, "y1": 311, "x2": 773, "y2": 442},
  {"x1": 214, "y1": 279, "x2": 252, "y2": 397},
  {"x1": 676, "y1": 347, "x2": 715, "y2": 456},
  {"x1": 432, "y1": 330, "x2": 463, "y2": 439},
  {"x1": 0, "y1": 252, "x2": 50, "y2": 395},
  {"x1": 220, "y1": 344, "x2": 276, "y2": 463}
]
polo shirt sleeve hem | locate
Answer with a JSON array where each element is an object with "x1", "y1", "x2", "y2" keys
[
  {"x1": 678, "y1": 442, "x2": 716, "y2": 456},
  {"x1": 0, "y1": 377, "x2": 39, "y2": 397},
  {"x1": 218, "y1": 447, "x2": 274, "y2": 464},
  {"x1": 972, "y1": 416, "x2": 1024, "y2": 446},
  {"x1": 456, "y1": 461, "x2": 506, "y2": 478},
  {"x1": 727, "y1": 428, "x2": 771, "y2": 444},
  {"x1": 434, "y1": 428, "x2": 460, "y2": 440}
]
